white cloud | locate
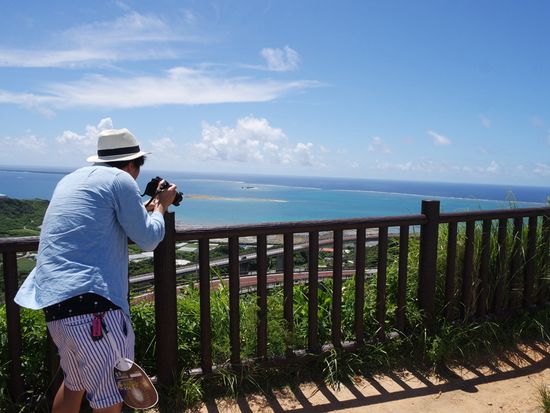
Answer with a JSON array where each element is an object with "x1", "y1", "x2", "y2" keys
[
  {"x1": 534, "y1": 163, "x2": 550, "y2": 176},
  {"x1": 0, "y1": 134, "x2": 46, "y2": 152},
  {"x1": 427, "y1": 130, "x2": 452, "y2": 145},
  {"x1": 0, "y1": 133, "x2": 47, "y2": 165},
  {"x1": 148, "y1": 137, "x2": 182, "y2": 163},
  {"x1": 531, "y1": 116, "x2": 545, "y2": 128},
  {"x1": 260, "y1": 46, "x2": 300, "y2": 71},
  {"x1": 0, "y1": 48, "x2": 112, "y2": 68},
  {"x1": 372, "y1": 161, "x2": 414, "y2": 171},
  {"x1": 0, "y1": 90, "x2": 57, "y2": 116},
  {"x1": 55, "y1": 117, "x2": 113, "y2": 155},
  {"x1": 0, "y1": 12, "x2": 195, "y2": 68},
  {"x1": 192, "y1": 116, "x2": 320, "y2": 166},
  {"x1": 485, "y1": 161, "x2": 499, "y2": 173},
  {"x1": 63, "y1": 12, "x2": 183, "y2": 46},
  {"x1": 371, "y1": 160, "x2": 431, "y2": 172},
  {"x1": 97, "y1": 118, "x2": 114, "y2": 131},
  {"x1": 0, "y1": 118, "x2": 180, "y2": 167},
  {"x1": 0, "y1": 13, "x2": 318, "y2": 114},
  {"x1": 181, "y1": 9, "x2": 198, "y2": 25},
  {"x1": 0, "y1": 67, "x2": 317, "y2": 112},
  {"x1": 150, "y1": 137, "x2": 178, "y2": 153},
  {"x1": 370, "y1": 159, "x2": 502, "y2": 176},
  {"x1": 479, "y1": 114, "x2": 491, "y2": 128},
  {"x1": 56, "y1": 130, "x2": 87, "y2": 145},
  {"x1": 367, "y1": 136, "x2": 391, "y2": 154},
  {"x1": 293, "y1": 142, "x2": 316, "y2": 166}
]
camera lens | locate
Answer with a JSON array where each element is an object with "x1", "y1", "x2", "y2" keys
[{"x1": 172, "y1": 192, "x2": 183, "y2": 206}]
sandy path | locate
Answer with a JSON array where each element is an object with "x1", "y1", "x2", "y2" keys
[{"x1": 199, "y1": 342, "x2": 550, "y2": 413}]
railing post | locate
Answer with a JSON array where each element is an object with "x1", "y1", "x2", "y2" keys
[
  {"x1": 444, "y1": 222, "x2": 458, "y2": 320},
  {"x1": 523, "y1": 216, "x2": 538, "y2": 309},
  {"x1": 354, "y1": 228, "x2": 366, "y2": 345},
  {"x1": 3, "y1": 251, "x2": 24, "y2": 402},
  {"x1": 228, "y1": 236, "x2": 241, "y2": 367},
  {"x1": 538, "y1": 215, "x2": 550, "y2": 305},
  {"x1": 331, "y1": 230, "x2": 343, "y2": 347},
  {"x1": 256, "y1": 235, "x2": 268, "y2": 359},
  {"x1": 153, "y1": 212, "x2": 177, "y2": 387},
  {"x1": 418, "y1": 200, "x2": 440, "y2": 332},
  {"x1": 198, "y1": 238, "x2": 212, "y2": 373},
  {"x1": 283, "y1": 233, "x2": 294, "y2": 356},
  {"x1": 509, "y1": 217, "x2": 524, "y2": 309},
  {"x1": 395, "y1": 225, "x2": 409, "y2": 331},
  {"x1": 461, "y1": 220, "x2": 475, "y2": 319},
  {"x1": 308, "y1": 231, "x2": 320, "y2": 353},
  {"x1": 376, "y1": 227, "x2": 388, "y2": 340},
  {"x1": 476, "y1": 219, "x2": 492, "y2": 318},
  {"x1": 493, "y1": 218, "x2": 508, "y2": 313}
]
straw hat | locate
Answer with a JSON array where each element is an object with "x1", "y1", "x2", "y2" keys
[{"x1": 86, "y1": 128, "x2": 150, "y2": 163}]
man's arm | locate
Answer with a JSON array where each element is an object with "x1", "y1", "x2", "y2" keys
[{"x1": 113, "y1": 176, "x2": 176, "y2": 251}]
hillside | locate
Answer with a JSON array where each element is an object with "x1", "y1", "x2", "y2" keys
[{"x1": 0, "y1": 197, "x2": 49, "y2": 237}]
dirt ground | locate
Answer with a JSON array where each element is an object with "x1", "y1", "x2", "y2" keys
[{"x1": 197, "y1": 342, "x2": 550, "y2": 413}]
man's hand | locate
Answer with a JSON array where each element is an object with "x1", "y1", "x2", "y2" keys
[
  {"x1": 154, "y1": 180, "x2": 178, "y2": 215},
  {"x1": 144, "y1": 199, "x2": 158, "y2": 212}
]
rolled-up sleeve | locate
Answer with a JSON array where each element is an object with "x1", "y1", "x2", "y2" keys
[{"x1": 112, "y1": 173, "x2": 165, "y2": 251}]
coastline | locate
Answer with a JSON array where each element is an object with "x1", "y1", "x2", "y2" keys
[{"x1": 186, "y1": 194, "x2": 287, "y2": 203}]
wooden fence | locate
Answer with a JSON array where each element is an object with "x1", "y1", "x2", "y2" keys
[{"x1": 1, "y1": 200, "x2": 549, "y2": 403}]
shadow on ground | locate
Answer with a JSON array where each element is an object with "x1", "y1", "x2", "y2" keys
[{"x1": 200, "y1": 343, "x2": 549, "y2": 413}]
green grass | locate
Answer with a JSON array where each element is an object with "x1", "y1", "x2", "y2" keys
[
  {"x1": 539, "y1": 382, "x2": 550, "y2": 413},
  {"x1": 0, "y1": 198, "x2": 48, "y2": 237}
]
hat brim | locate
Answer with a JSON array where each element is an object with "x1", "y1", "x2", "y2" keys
[{"x1": 86, "y1": 150, "x2": 151, "y2": 163}]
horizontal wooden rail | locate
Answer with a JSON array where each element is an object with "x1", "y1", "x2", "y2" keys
[
  {"x1": 440, "y1": 206, "x2": 550, "y2": 223},
  {"x1": 0, "y1": 237, "x2": 39, "y2": 253},
  {"x1": 173, "y1": 214, "x2": 427, "y2": 240}
]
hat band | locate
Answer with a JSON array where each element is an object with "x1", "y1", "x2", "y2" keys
[{"x1": 97, "y1": 145, "x2": 141, "y2": 157}]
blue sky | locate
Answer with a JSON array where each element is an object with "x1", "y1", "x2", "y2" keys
[{"x1": 1, "y1": 0, "x2": 549, "y2": 186}]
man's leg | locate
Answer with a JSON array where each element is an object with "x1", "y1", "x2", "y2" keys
[
  {"x1": 51, "y1": 382, "x2": 84, "y2": 413},
  {"x1": 93, "y1": 402, "x2": 123, "y2": 413},
  {"x1": 51, "y1": 381, "x2": 124, "y2": 413}
]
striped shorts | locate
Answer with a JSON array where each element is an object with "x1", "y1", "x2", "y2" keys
[{"x1": 47, "y1": 309, "x2": 135, "y2": 409}]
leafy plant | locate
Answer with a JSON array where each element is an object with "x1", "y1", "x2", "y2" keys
[{"x1": 539, "y1": 382, "x2": 550, "y2": 413}]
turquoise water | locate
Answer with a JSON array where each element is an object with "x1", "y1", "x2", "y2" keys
[
  {"x1": 174, "y1": 179, "x2": 541, "y2": 226},
  {"x1": 1, "y1": 166, "x2": 548, "y2": 227}
]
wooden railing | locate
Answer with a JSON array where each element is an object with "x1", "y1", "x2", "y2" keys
[{"x1": 1, "y1": 200, "x2": 549, "y2": 403}]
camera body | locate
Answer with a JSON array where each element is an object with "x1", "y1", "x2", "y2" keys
[{"x1": 143, "y1": 176, "x2": 183, "y2": 206}]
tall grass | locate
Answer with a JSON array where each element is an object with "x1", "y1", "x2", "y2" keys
[{"x1": 539, "y1": 382, "x2": 550, "y2": 413}]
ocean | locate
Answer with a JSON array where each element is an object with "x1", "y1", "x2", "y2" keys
[{"x1": 1, "y1": 166, "x2": 548, "y2": 227}]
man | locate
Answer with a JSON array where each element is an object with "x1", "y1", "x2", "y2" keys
[{"x1": 15, "y1": 128, "x2": 177, "y2": 412}]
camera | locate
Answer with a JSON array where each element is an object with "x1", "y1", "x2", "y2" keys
[{"x1": 142, "y1": 176, "x2": 183, "y2": 206}]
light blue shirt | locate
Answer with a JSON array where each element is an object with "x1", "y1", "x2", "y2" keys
[{"x1": 15, "y1": 165, "x2": 165, "y2": 315}]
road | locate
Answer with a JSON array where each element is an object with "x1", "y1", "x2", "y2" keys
[{"x1": 130, "y1": 234, "x2": 379, "y2": 284}]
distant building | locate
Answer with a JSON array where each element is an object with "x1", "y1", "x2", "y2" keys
[{"x1": 129, "y1": 252, "x2": 154, "y2": 261}]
